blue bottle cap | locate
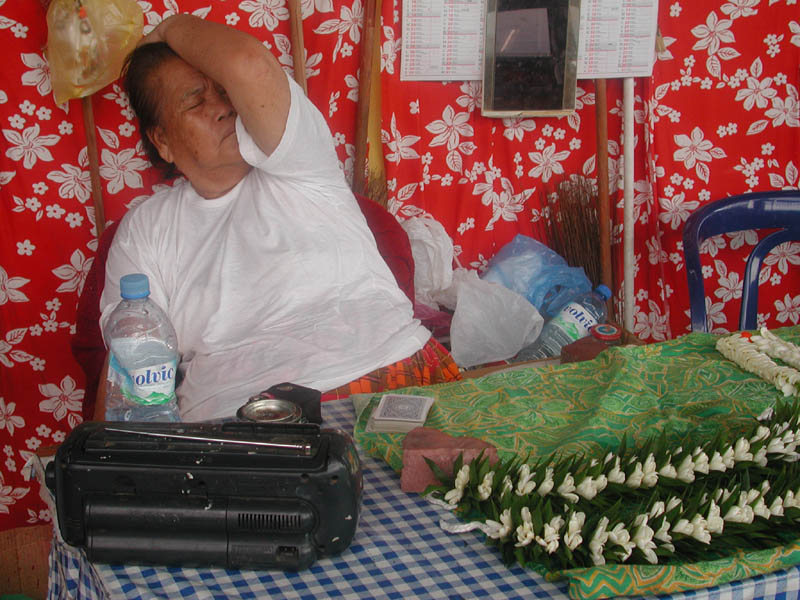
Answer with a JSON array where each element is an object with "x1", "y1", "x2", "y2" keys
[
  {"x1": 595, "y1": 284, "x2": 612, "y2": 300},
  {"x1": 119, "y1": 273, "x2": 150, "y2": 299}
]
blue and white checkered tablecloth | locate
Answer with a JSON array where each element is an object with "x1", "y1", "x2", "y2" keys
[{"x1": 47, "y1": 400, "x2": 800, "y2": 600}]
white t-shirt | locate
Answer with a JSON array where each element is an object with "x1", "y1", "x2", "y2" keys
[{"x1": 100, "y1": 74, "x2": 430, "y2": 422}]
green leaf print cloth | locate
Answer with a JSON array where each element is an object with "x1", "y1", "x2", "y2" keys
[{"x1": 353, "y1": 327, "x2": 800, "y2": 599}]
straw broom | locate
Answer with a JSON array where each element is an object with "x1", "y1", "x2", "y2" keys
[{"x1": 544, "y1": 176, "x2": 602, "y2": 289}]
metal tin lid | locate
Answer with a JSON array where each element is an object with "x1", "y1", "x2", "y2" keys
[
  {"x1": 236, "y1": 394, "x2": 303, "y2": 423},
  {"x1": 591, "y1": 323, "x2": 622, "y2": 341}
]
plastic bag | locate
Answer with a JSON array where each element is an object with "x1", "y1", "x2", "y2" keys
[
  {"x1": 401, "y1": 217, "x2": 454, "y2": 309},
  {"x1": 449, "y1": 269, "x2": 543, "y2": 368},
  {"x1": 46, "y1": 0, "x2": 143, "y2": 105},
  {"x1": 481, "y1": 234, "x2": 591, "y2": 319}
]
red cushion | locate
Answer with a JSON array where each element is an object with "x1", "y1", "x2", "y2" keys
[
  {"x1": 71, "y1": 197, "x2": 415, "y2": 419},
  {"x1": 354, "y1": 193, "x2": 415, "y2": 304}
]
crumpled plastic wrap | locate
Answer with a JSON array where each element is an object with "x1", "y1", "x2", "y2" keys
[
  {"x1": 401, "y1": 217, "x2": 543, "y2": 368},
  {"x1": 448, "y1": 269, "x2": 543, "y2": 368},
  {"x1": 482, "y1": 234, "x2": 591, "y2": 319},
  {"x1": 401, "y1": 217, "x2": 454, "y2": 310}
]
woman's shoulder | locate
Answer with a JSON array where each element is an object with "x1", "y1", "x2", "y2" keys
[
  {"x1": 123, "y1": 179, "x2": 188, "y2": 221},
  {"x1": 110, "y1": 179, "x2": 189, "y2": 244},
  {"x1": 131, "y1": 179, "x2": 187, "y2": 210}
]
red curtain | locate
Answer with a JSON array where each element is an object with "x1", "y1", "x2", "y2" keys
[{"x1": 1, "y1": 1, "x2": 798, "y2": 531}]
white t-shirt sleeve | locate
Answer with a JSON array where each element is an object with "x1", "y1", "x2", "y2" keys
[{"x1": 235, "y1": 72, "x2": 346, "y2": 188}]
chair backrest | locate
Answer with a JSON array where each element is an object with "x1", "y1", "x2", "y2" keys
[
  {"x1": 683, "y1": 190, "x2": 800, "y2": 332},
  {"x1": 71, "y1": 194, "x2": 415, "y2": 419},
  {"x1": 354, "y1": 193, "x2": 415, "y2": 304},
  {"x1": 71, "y1": 220, "x2": 120, "y2": 420}
]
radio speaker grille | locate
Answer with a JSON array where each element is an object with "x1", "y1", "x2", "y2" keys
[{"x1": 237, "y1": 511, "x2": 301, "y2": 531}]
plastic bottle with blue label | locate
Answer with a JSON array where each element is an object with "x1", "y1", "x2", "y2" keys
[
  {"x1": 104, "y1": 273, "x2": 180, "y2": 422},
  {"x1": 516, "y1": 284, "x2": 612, "y2": 361}
]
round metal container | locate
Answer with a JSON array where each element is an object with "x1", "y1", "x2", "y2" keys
[{"x1": 236, "y1": 394, "x2": 303, "y2": 423}]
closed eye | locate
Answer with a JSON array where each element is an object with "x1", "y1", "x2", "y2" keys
[{"x1": 181, "y1": 86, "x2": 206, "y2": 111}]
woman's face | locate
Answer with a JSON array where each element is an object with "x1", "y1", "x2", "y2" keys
[{"x1": 149, "y1": 57, "x2": 251, "y2": 198}]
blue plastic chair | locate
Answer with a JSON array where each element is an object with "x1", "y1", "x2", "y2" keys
[{"x1": 683, "y1": 190, "x2": 800, "y2": 332}]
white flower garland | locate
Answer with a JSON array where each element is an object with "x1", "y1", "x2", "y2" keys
[
  {"x1": 427, "y1": 399, "x2": 800, "y2": 570},
  {"x1": 424, "y1": 329, "x2": 800, "y2": 571},
  {"x1": 716, "y1": 328, "x2": 800, "y2": 397},
  {"x1": 752, "y1": 328, "x2": 800, "y2": 370}
]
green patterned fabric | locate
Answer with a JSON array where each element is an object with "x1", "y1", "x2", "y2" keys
[
  {"x1": 352, "y1": 326, "x2": 800, "y2": 600},
  {"x1": 548, "y1": 541, "x2": 800, "y2": 599}
]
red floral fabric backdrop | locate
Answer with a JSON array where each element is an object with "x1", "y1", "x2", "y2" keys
[
  {"x1": 377, "y1": 0, "x2": 800, "y2": 339},
  {"x1": 0, "y1": 0, "x2": 798, "y2": 530},
  {"x1": 647, "y1": 2, "x2": 800, "y2": 337}
]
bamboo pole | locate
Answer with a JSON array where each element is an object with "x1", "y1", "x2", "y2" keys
[
  {"x1": 352, "y1": 0, "x2": 381, "y2": 197},
  {"x1": 365, "y1": 0, "x2": 387, "y2": 206},
  {"x1": 81, "y1": 95, "x2": 105, "y2": 236},
  {"x1": 288, "y1": 0, "x2": 307, "y2": 94}
]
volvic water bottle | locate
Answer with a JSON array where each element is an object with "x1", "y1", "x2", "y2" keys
[
  {"x1": 517, "y1": 285, "x2": 612, "y2": 360},
  {"x1": 103, "y1": 273, "x2": 180, "y2": 422}
]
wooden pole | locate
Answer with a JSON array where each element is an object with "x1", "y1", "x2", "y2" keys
[
  {"x1": 622, "y1": 77, "x2": 635, "y2": 333},
  {"x1": 365, "y1": 0, "x2": 387, "y2": 206},
  {"x1": 288, "y1": 0, "x2": 307, "y2": 94},
  {"x1": 594, "y1": 78, "x2": 613, "y2": 313},
  {"x1": 81, "y1": 95, "x2": 105, "y2": 236},
  {"x1": 352, "y1": 0, "x2": 381, "y2": 197}
]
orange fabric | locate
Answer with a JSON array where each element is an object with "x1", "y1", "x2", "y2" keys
[{"x1": 321, "y1": 338, "x2": 461, "y2": 401}]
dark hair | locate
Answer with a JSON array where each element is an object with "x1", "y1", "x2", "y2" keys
[{"x1": 121, "y1": 42, "x2": 180, "y2": 180}]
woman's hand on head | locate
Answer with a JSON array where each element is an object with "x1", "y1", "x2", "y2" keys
[
  {"x1": 136, "y1": 15, "x2": 175, "y2": 47},
  {"x1": 130, "y1": 14, "x2": 290, "y2": 157}
]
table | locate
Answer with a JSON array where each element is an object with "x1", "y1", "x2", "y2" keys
[{"x1": 46, "y1": 400, "x2": 800, "y2": 599}]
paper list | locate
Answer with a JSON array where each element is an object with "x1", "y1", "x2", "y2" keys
[{"x1": 401, "y1": 0, "x2": 485, "y2": 81}]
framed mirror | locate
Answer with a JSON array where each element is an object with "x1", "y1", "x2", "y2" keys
[{"x1": 482, "y1": 0, "x2": 580, "y2": 117}]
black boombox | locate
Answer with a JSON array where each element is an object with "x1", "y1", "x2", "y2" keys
[{"x1": 46, "y1": 420, "x2": 362, "y2": 571}]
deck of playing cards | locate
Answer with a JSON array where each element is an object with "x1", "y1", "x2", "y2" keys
[{"x1": 366, "y1": 393, "x2": 436, "y2": 433}]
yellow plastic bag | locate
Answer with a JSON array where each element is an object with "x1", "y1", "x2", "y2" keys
[{"x1": 46, "y1": 0, "x2": 143, "y2": 104}]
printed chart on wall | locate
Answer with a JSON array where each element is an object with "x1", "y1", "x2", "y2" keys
[
  {"x1": 400, "y1": 0, "x2": 659, "y2": 81},
  {"x1": 577, "y1": 0, "x2": 659, "y2": 78},
  {"x1": 400, "y1": 0, "x2": 485, "y2": 81}
]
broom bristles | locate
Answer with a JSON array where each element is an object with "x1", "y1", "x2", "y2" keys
[{"x1": 544, "y1": 176, "x2": 602, "y2": 288}]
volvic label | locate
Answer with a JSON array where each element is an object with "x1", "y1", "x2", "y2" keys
[
  {"x1": 108, "y1": 354, "x2": 177, "y2": 406},
  {"x1": 550, "y1": 302, "x2": 599, "y2": 342}
]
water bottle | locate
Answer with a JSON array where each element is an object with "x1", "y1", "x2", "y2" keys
[
  {"x1": 104, "y1": 273, "x2": 180, "y2": 422},
  {"x1": 517, "y1": 285, "x2": 612, "y2": 360}
]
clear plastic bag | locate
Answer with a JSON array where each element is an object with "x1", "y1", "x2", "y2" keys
[
  {"x1": 449, "y1": 269, "x2": 543, "y2": 368},
  {"x1": 401, "y1": 217, "x2": 454, "y2": 309},
  {"x1": 481, "y1": 234, "x2": 591, "y2": 319},
  {"x1": 46, "y1": 0, "x2": 143, "y2": 104}
]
